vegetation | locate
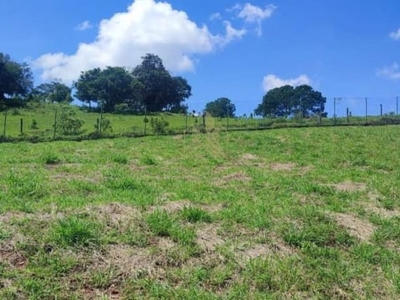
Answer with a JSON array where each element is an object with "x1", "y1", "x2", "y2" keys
[
  {"x1": 255, "y1": 84, "x2": 326, "y2": 118},
  {"x1": 74, "y1": 54, "x2": 191, "y2": 113},
  {"x1": 0, "y1": 52, "x2": 33, "y2": 102},
  {"x1": 205, "y1": 97, "x2": 236, "y2": 118},
  {"x1": 0, "y1": 126, "x2": 399, "y2": 298}
]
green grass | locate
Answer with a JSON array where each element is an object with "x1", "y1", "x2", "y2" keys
[
  {"x1": 0, "y1": 125, "x2": 400, "y2": 298},
  {"x1": 1, "y1": 102, "x2": 399, "y2": 142}
]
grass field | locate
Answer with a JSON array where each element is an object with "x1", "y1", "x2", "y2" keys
[
  {"x1": 2, "y1": 103, "x2": 399, "y2": 142},
  {"x1": 0, "y1": 125, "x2": 400, "y2": 299}
]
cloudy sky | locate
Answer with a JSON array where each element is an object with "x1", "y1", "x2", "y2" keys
[{"x1": 1, "y1": 0, "x2": 399, "y2": 116}]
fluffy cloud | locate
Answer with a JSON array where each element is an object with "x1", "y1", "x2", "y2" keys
[
  {"x1": 34, "y1": 0, "x2": 245, "y2": 83},
  {"x1": 262, "y1": 74, "x2": 311, "y2": 92},
  {"x1": 74, "y1": 20, "x2": 93, "y2": 31},
  {"x1": 389, "y1": 28, "x2": 400, "y2": 40},
  {"x1": 234, "y1": 3, "x2": 276, "y2": 36},
  {"x1": 377, "y1": 63, "x2": 400, "y2": 80}
]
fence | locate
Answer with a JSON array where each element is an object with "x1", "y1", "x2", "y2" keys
[{"x1": 0, "y1": 97, "x2": 399, "y2": 142}]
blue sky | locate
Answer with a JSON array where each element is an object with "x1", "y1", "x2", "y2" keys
[{"x1": 1, "y1": 0, "x2": 399, "y2": 116}]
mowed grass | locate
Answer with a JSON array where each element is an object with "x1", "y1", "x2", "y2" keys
[{"x1": 0, "y1": 126, "x2": 400, "y2": 299}]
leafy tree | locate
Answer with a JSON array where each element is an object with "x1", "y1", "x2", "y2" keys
[
  {"x1": 74, "y1": 68, "x2": 102, "y2": 109},
  {"x1": 205, "y1": 97, "x2": 236, "y2": 118},
  {"x1": 0, "y1": 53, "x2": 33, "y2": 101},
  {"x1": 95, "y1": 66, "x2": 136, "y2": 112},
  {"x1": 32, "y1": 81, "x2": 73, "y2": 103},
  {"x1": 255, "y1": 85, "x2": 326, "y2": 118},
  {"x1": 74, "y1": 67, "x2": 142, "y2": 113},
  {"x1": 132, "y1": 54, "x2": 191, "y2": 112}
]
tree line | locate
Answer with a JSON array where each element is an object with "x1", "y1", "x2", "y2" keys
[{"x1": 1, "y1": 52, "x2": 327, "y2": 118}]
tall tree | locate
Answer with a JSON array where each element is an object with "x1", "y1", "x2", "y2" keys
[
  {"x1": 74, "y1": 67, "x2": 136, "y2": 112},
  {"x1": 0, "y1": 53, "x2": 33, "y2": 101},
  {"x1": 96, "y1": 66, "x2": 135, "y2": 112},
  {"x1": 74, "y1": 68, "x2": 102, "y2": 109},
  {"x1": 33, "y1": 81, "x2": 73, "y2": 103},
  {"x1": 132, "y1": 54, "x2": 191, "y2": 112},
  {"x1": 255, "y1": 85, "x2": 326, "y2": 118},
  {"x1": 205, "y1": 97, "x2": 236, "y2": 118}
]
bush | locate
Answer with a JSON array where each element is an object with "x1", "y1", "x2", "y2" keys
[
  {"x1": 150, "y1": 117, "x2": 169, "y2": 135},
  {"x1": 57, "y1": 107, "x2": 84, "y2": 135}
]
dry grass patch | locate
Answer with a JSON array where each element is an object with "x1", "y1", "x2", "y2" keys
[
  {"x1": 329, "y1": 212, "x2": 375, "y2": 242},
  {"x1": 270, "y1": 162, "x2": 296, "y2": 171},
  {"x1": 196, "y1": 224, "x2": 225, "y2": 252},
  {"x1": 149, "y1": 199, "x2": 192, "y2": 214},
  {"x1": 0, "y1": 243, "x2": 28, "y2": 269},
  {"x1": 87, "y1": 203, "x2": 141, "y2": 227},
  {"x1": 216, "y1": 172, "x2": 252, "y2": 186},
  {"x1": 328, "y1": 181, "x2": 367, "y2": 192}
]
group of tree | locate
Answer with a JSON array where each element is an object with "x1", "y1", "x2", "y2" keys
[
  {"x1": 204, "y1": 85, "x2": 326, "y2": 119},
  {"x1": 205, "y1": 97, "x2": 236, "y2": 118},
  {"x1": 74, "y1": 54, "x2": 191, "y2": 113},
  {"x1": 1, "y1": 51, "x2": 327, "y2": 118},
  {"x1": 0, "y1": 53, "x2": 33, "y2": 104},
  {"x1": 254, "y1": 85, "x2": 326, "y2": 118},
  {"x1": 0, "y1": 53, "x2": 192, "y2": 114}
]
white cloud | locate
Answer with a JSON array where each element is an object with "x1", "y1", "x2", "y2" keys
[
  {"x1": 262, "y1": 74, "x2": 311, "y2": 92},
  {"x1": 210, "y1": 12, "x2": 221, "y2": 21},
  {"x1": 377, "y1": 63, "x2": 400, "y2": 80},
  {"x1": 238, "y1": 3, "x2": 276, "y2": 22},
  {"x1": 34, "y1": 0, "x2": 244, "y2": 83},
  {"x1": 234, "y1": 3, "x2": 276, "y2": 36},
  {"x1": 222, "y1": 21, "x2": 246, "y2": 43},
  {"x1": 389, "y1": 28, "x2": 400, "y2": 40},
  {"x1": 75, "y1": 20, "x2": 93, "y2": 31}
]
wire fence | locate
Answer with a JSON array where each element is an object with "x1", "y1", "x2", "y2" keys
[{"x1": 0, "y1": 97, "x2": 399, "y2": 143}]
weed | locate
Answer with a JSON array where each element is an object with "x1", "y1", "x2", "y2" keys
[
  {"x1": 49, "y1": 215, "x2": 101, "y2": 247},
  {"x1": 181, "y1": 206, "x2": 212, "y2": 223}
]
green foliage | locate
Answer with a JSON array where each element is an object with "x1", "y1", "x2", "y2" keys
[
  {"x1": 255, "y1": 84, "x2": 326, "y2": 118},
  {"x1": 30, "y1": 119, "x2": 39, "y2": 129},
  {"x1": 42, "y1": 152, "x2": 61, "y2": 165},
  {"x1": 49, "y1": 215, "x2": 100, "y2": 247},
  {"x1": 132, "y1": 54, "x2": 191, "y2": 112},
  {"x1": 57, "y1": 106, "x2": 84, "y2": 135},
  {"x1": 0, "y1": 52, "x2": 33, "y2": 101},
  {"x1": 181, "y1": 207, "x2": 212, "y2": 223},
  {"x1": 150, "y1": 117, "x2": 169, "y2": 135},
  {"x1": 205, "y1": 97, "x2": 236, "y2": 118},
  {"x1": 31, "y1": 81, "x2": 73, "y2": 103},
  {"x1": 95, "y1": 117, "x2": 112, "y2": 133},
  {"x1": 146, "y1": 210, "x2": 174, "y2": 237}
]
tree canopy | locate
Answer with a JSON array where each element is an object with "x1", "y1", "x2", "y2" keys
[
  {"x1": 0, "y1": 53, "x2": 33, "y2": 101},
  {"x1": 255, "y1": 85, "x2": 326, "y2": 118},
  {"x1": 31, "y1": 81, "x2": 73, "y2": 103},
  {"x1": 205, "y1": 97, "x2": 236, "y2": 118},
  {"x1": 132, "y1": 53, "x2": 191, "y2": 113},
  {"x1": 74, "y1": 54, "x2": 191, "y2": 113}
]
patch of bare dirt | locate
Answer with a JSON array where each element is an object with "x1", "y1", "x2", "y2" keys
[
  {"x1": 238, "y1": 235, "x2": 295, "y2": 261},
  {"x1": 105, "y1": 245, "x2": 161, "y2": 278},
  {"x1": 216, "y1": 172, "x2": 252, "y2": 186},
  {"x1": 196, "y1": 224, "x2": 225, "y2": 252},
  {"x1": 88, "y1": 203, "x2": 141, "y2": 228},
  {"x1": 199, "y1": 203, "x2": 225, "y2": 213},
  {"x1": 329, "y1": 212, "x2": 375, "y2": 242},
  {"x1": 0, "y1": 243, "x2": 28, "y2": 269},
  {"x1": 149, "y1": 200, "x2": 192, "y2": 213},
  {"x1": 365, "y1": 204, "x2": 400, "y2": 219},
  {"x1": 270, "y1": 162, "x2": 296, "y2": 171},
  {"x1": 328, "y1": 181, "x2": 367, "y2": 192}
]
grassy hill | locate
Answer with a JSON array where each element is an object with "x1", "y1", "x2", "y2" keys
[
  {"x1": 2, "y1": 103, "x2": 399, "y2": 143},
  {"x1": 0, "y1": 126, "x2": 400, "y2": 298}
]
